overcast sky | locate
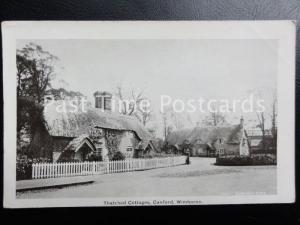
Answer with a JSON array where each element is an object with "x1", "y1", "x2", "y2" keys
[{"x1": 17, "y1": 39, "x2": 277, "y2": 133}]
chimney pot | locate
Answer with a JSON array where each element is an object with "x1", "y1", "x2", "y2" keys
[{"x1": 94, "y1": 91, "x2": 112, "y2": 111}]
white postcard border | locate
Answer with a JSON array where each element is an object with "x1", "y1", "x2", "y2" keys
[{"x1": 2, "y1": 21, "x2": 295, "y2": 208}]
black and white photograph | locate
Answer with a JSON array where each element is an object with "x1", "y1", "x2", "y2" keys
[{"x1": 2, "y1": 21, "x2": 295, "y2": 207}]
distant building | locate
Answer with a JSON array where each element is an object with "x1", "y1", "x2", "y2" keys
[
  {"x1": 29, "y1": 91, "x2": 155, "y2": 162},
  {"x1": 166, "y1": 118, "x2": 250, "y2": 157}
]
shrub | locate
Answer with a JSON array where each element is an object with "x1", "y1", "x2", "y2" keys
[
  {"x1": 215, "y1": 154, "x2": 276, "y2": 166},
  {"x1": 16, "y1": 160, "x2": 32, "y2": 180},
  {"x1": 17, "y1": 156, "x2": 53, "y2": 180},
  {"x1": 112, "y1": 151, "x2": 126, "y2": 161},
  {"x1": 87, "y1": 154, "x2": 102, "y2": 162}
]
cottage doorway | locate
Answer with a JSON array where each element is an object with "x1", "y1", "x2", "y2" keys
[{"x1": 74, "y1": 143, "x2": 93, "y2": 161}]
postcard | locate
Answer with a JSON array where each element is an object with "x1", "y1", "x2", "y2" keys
[{"x1": 2, "y1": 21, "x2": 295, "y2": 207}]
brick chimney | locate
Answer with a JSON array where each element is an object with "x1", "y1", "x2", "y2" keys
[{"x1": 93, "y1": 91, "x2": 112, "y2": 111}]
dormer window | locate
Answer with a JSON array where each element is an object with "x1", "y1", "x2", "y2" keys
[{"x1": 219, "y1": 138, "x2": 223, "y2": 144}]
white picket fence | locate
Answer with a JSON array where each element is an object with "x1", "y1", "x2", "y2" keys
[{"x1": 32, "y1": 156, "x2": 187, "y2": 179}]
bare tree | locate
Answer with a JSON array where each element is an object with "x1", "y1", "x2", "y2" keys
[
  {"x1": 203, "y1": 106, "x2": 227, "y2": 126},
  {"x1": 160, "y1": 111, "x2": 173, "y2": 141},
  {"x1": 169, "y1": 111, "x2": 185, "y2": 130},
  {"x1": 116, "y1": 86, "x2": 145, "y2": 116},
  {"x1": 161, "y1": 111, "x2": 168, "y2": 141},
  {"x1": 115, "y1": 86, "x2": 153, "y2": 126},
  {"x1": 135, "y1": 108, "x2": 152, "y2": 126},
  {"x1": 256, "y1": 111, "x2": 266, "y2": 152},
  {"x1": 271, "y1": 91, "x2": 277, "y2": 151}
]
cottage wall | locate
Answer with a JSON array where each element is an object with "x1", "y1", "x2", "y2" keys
[
  {"x1": 214, "y1": 138, "x2": 227, "y2": 155},
  {"x1": 224, "y1": 143, "x2": 240, "y2": 155},
  {"x1": 95, "y1": 136, "x2": 109, "y2": 161},
  {"x1": 214, "y1": 138, "x2": 244, "y2": 156},
  {"x1": 118, "y1": 131, "x2": 139, "y2": 158},
  {"x1": 191, "y1": 144, "x2": 208, "y2": 156}
]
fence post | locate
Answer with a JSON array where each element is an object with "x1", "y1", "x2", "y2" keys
[
  {"x1": 39, "y1": 163, "x2": 42, "y2": 179},
  {"x1": 92, "y1": 161, "x2": 96, "y2": 175},
  {"x1": 44, "y1": 163, "x2": 47, "y2": 178},
  {"x1": 64, "y1": 162, "x2": 67, "y2": 177},
  {"x1": 63, "y1": 162, "x2": 66, "y2": 177},
  {"x1": 41, "y1": 163, "x2": 44, "y2": 179},
  {"x1": 32, "y1": 163, "x2": 35, "y2": 179}
]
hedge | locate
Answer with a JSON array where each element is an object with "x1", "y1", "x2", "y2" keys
[{"x1": 215, "y1": 154, "x2": 276, "y2": 166}]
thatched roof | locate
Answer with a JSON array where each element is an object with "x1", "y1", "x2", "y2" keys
[
  {"x1": 166, "y1": 124, "x2": 243, "y2": 146},
  {"x1": 43, "y1": 101, "x2": 152, "y2": 140},
  {"x1": 246, "y1": 129, "x2": 272, "y2": 137},
  {"x1": 137, "y1": 140, "x2": 156, "y2": 151}
]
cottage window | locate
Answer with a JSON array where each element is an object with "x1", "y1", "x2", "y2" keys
[
  {"x1": 219, "y1": 148, "x2": 224, "y2": 155},
  {"x1": 126, "y1": 147, "x2": 133, "y2": 152}
]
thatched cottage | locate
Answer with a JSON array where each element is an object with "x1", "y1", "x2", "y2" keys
[
  {"x1": 29, "y1": 91, "x2": 155, "y2": 162},
  {"x1": 166, "y1": 118, "x2": 250, "y2": 157},
  {"x1": 247, "y1": 129, "x2": 275, "y2": 154}
]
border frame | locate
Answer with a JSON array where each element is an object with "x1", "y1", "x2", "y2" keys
[{"x1": 2, "y1": 20, "x2": 296, "y2": 208}]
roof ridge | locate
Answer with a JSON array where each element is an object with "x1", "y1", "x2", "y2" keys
[{"x1": 91, "y1": 107, "x2": 139, "y2": 121}]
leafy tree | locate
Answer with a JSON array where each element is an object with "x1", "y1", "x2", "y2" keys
[
  {"x1": 17, "y1": 43, "x2": 59, "y2": 157},
  {"x1": 46, "y1": 87, "x2": 85, "y2": 100},
  {"x1": 17, "y1": 43, "x2": 59, "y2": 103}
]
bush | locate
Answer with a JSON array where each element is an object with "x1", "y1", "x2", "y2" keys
[
  {"x1": 17, "y1": 160, "x2": 32, "y2": 180},
  {"x1": 112, "y1": 151, "x2": 126, "y2": 161},
  {"x1": 87, "y1": 154, "x2": 102, "y2": 162},
  {"x1": 17, "y1": 156, "x2": 53, "y2": 180},
  {"x1": 215, "y1": 154, "x2": 276, "y2": 166},
  {"x1": 252, "y1": 154, "x2": 277, "y2": 165},
  {"x1": 141, "y1": 154, "x2": 153, "y2": 159}
]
